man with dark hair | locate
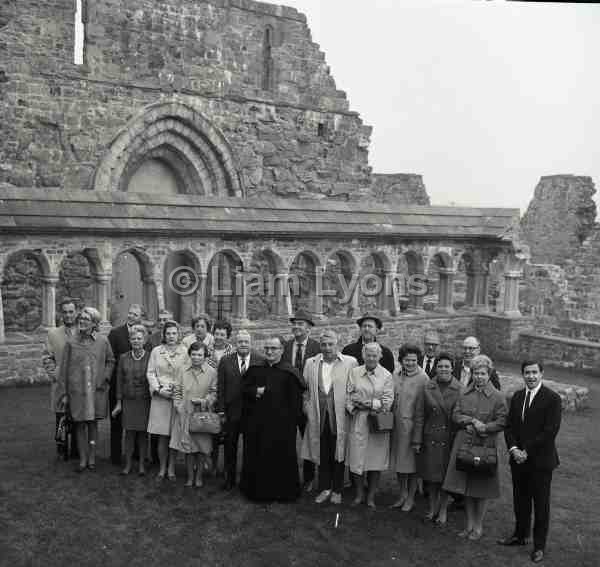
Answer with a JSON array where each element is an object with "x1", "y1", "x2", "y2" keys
[{"x1": 498, "y1": 360, "x2": 562, "y2": 564}]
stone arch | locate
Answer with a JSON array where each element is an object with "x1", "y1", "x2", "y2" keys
[
  {"x1": 1, "y1": 249, "x2": 50, "y2": 332},
  {"x1": 163, "y1": 249, "x2": 202, "y2": 327},
  {"x1": 93, "y1": 101, "x2": 243, "y2": 197},
  {"x1": 206, "y1": 249, "x2": 245, "y2": 322},
  {"x1": 111, "y1": 247, "x2": 157, "y2": 326},
  {"x1": 247, "y1": 248, "x2": 286, "y2": 320},
  {"x1": 323, "y1": 249, "x2": 358, "y2": 318},
  {"x1": 57, "y1": 251, "x2": 98, "y2": 316},
  {"x1": 358, "y1": 250, "x2": 393, "y2": 315},
  {"x1": 289, "y1": 250, "x2": 323, "y2": 317}
]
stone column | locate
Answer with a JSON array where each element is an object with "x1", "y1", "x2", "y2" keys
[
  {"x1": 312, "y1": 266, "x2": 326, "y2": 320},
  {"x1": 0, "y1": 275, "x2": 5, "y2": 344},
  {"x1": 94, "y1": 272, "x2": 111, "y2": 326},
  {"x1": 142, "y1": 277, "x2": 157, "y2": 322},
  {"x1": 194, "y1": 272, "x2": 208, "y2": 316},
  {"x1": 233, "y1": 271, "x2": 250, "y2": 326},
  {"x1": 384, "y1": 270, "x2": 399, "y2": 316},
  {"x1": 40, "y1": 275, "x2": 59, "y2": 329},
  {"x1": 275, "y1": 272, "x2": 292, "y2": 318},
  {"x1": 475, "y1": 270, "x2": 490, "y2": 312},
  {"x1": 464, "y1": 270, "x2": 477, "y2": 309},
  {"x1": 501, "y1": 270, "x2": 522, "y2": 318},
  {"x1": 435, "y1": 268, "x2": 455, "y2": 313}
]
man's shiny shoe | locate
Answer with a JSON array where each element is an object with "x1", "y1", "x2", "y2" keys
[
  {"x1": 497, "y1": 535, "x2": 527, "y2": 546},
  {"x1": 530, "y1": 550, "x2": 544, "y2": 563}
]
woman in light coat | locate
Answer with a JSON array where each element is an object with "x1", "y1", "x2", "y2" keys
[
  {"x1": 301, "y1": 328, "x2": 358, "y2": 505},
  {"x1": 147, "y1": 320, "x2": 188, "y2": 481},
  {"x1": 443, "y1": 355, "x2": 507, "y2": 540},
  {"x1": 390, "y1": 344, "x2": 429, "y2": 512},
  {"x1": 346, "y1": 342, "x2": 394, "y2": 509},
  {"x1": 170, "y1": 341, "x2": 217, "y2": 488}
]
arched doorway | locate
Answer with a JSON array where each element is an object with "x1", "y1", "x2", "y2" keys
[{"x1": 163, "y1": 251, "x2": 201, "y2": 327}]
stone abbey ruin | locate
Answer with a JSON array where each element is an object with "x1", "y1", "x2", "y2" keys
[{"x1": 1, "y1": 0, "x2": 599, "y2": 385}]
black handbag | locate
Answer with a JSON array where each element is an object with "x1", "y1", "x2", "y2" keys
[
  {"x1": 456, "y1": 431, "x2": 497, "y2": 476},
  {"x1": 368, "y1": 411, "x2": 394, "y2": 433}
]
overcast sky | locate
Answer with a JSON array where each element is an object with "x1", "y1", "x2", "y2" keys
[{"x1": 278, "y1": 0, "x2": 599, "y2": 214}]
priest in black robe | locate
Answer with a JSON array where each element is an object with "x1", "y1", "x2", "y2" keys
[{"x1": 240, "y1": 336, "x2": 303, "y2": 502}]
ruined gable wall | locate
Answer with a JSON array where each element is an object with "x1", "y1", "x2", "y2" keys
[{"x1": 0, "y1": 0, "x2": 376, "y2": 200}]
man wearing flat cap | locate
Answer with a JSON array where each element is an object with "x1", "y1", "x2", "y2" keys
[
  {"x1": 341, "y1": 313, "x2": 395, "y2": 374},
  {"x1": 282, "y1": 309, "x2": 321, "y2": 491}
]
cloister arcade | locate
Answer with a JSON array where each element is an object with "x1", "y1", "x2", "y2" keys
[{"x1": 0, "y1": 235, "x2": 524, "y2": 341}]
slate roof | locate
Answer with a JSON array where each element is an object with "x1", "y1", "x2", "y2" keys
[{"x1": 0, "y1": 188, "x2": 519, "y2": 241}]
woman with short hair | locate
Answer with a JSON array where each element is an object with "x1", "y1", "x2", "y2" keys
[
  {"x1": 111, "y1": 325, "x2": 151, "y2": 476},
  {"x1": 147, "y1": 320, "x2": 188, "y2": 480},
  {"x1": 419, "y1": 352, "x2": 461, "y2": 524},
  {"x1": 57, "y1": 307, "x2": 115, "y2": 472},
  {"x1": 209, "y1": 319, "x2": 234, "y2": 367},
  {"x1": 390, "y1": 344, "x2": 429, "y2": 512},
  {"x1": 345, "y1": 342, "x2": 394, "y2": 509},
  {"x1": 169, "y1": 341, "x2": 217, "y2": 487},
  {"x1": 443, "y1": 354, "x2": 508, "y2": 540},
  {"x1": 183, "y1": 315, "x2": 214, "y2": 351}
]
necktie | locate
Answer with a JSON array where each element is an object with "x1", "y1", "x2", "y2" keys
[
  {"x1": 522, "y1": 390, "x2": 531, "y2": 421},
  {"x1": 240, "y1": 358, "x2": 247, "y2": 374},
  {"x1": 295, "y1": 343, "x2": 303, "y2": 371},
  {"x1": 425, "y1": 357, "x2": 432, "y2": 375}
]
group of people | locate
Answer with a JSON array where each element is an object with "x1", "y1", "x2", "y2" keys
[{"x1": 43, "y1": 301, "x2": 562, "y2": 564}]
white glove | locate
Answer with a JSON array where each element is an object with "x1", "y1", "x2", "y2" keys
[{"x1": 372, "y1": 398, "x2": 382, "y2": 411}]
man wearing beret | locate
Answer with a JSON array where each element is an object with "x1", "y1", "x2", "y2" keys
[{"x1": 341, "y1": 313, "x2": 395, "y2": 374}]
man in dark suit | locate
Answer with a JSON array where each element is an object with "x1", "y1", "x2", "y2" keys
[
  {"x1": 341, "y1": 313, "x2": 395, "y2": 374},
  {"x1": 282, "y1": 310, "x2": 321, "y2": 383},
  {"x1": 421, "y1": 330, "x2": 440, "y2": 378},
  {"x1": 452, "y1": 335, "x2": 501, "y2": 390},
  {"x1": 498, "y1": 360, "x2": 562, "y2": 564},
  {"x1": 217, "y1": 330, "x2": 264, "y2": 490},
  {"x1": 107, "y1": 304, "x2": 144, "y2": 465},
  {"x1": 281, "y1": 310, "x2": 321, "y2": 490}
]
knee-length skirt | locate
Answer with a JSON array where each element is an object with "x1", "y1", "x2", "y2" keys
[{"x1": 122, "y1": 398, "x2": 150, "y2": 432}]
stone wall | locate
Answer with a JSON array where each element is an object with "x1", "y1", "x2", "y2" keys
[
  {"x1": 520, "y1": 175, "x2": 597, "y2": 265},
  {"x1": 476, "y1": 313, "x2": 534, "y2": 362},
  {"x1": 519, "y1": 175, "x2": 600, "y2": 326},
  {"x1": 369, "y1": 174, "x2": 430, "y2": 205},
  {"x1": 0, "y1": 0, "x2": 376, "y2": 200},
  {"x1": 519, "y1": 331, "x2": 600, "y2": 374}
]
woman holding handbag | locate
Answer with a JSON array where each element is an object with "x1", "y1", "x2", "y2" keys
[
  {"x1": 147, "y1": 320, "x2": 188, "y2": 481},
  {"x1": 443, "y1": 355, "x2": 507, "y2": 540},
  {"x1": 169, "y1": 341, "x2": 217, "y2": 488},
  {"x1": 345, "y1": 342, "x2": 394, "y2": 509},
  {"x1": 389, "y1": 344, "x2": 429, "y2": 512}
]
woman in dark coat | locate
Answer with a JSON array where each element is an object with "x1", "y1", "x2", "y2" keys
[
  {"x1": 443, "y1": 355, "x2": 507, "y2": 540},
  {"x1": 419, "y1": 352, "x2": 461, "y2": 524},
  {"x1": 111, "y1": 325, "x2": 151, "y2": 476}
]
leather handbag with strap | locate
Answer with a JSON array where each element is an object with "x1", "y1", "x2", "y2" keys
[
  {"x1": 456, "y1": 430, "x2": 497, "y2": 476},
  {"x1": 188, "y1": 410, "x2": 222, "y2": 434}
]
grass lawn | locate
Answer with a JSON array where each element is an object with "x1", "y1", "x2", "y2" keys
[{"x1": 1, "y1": 364, "x2": 598, "y2": 567}]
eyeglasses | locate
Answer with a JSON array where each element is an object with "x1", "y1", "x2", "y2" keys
[{"x1": 263, "y1": 346, "x2": 281, "y2": 351}]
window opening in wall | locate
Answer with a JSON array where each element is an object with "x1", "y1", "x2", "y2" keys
[
  {"x1": 262, "y1": 26, "x2": 274, "y2": 91},
  {"x1": 317, "y1": 123, "x2": 325, "y2": 137},
  {"x1": 74, "y1": 0, "x2": 85, "y2": 65}
]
